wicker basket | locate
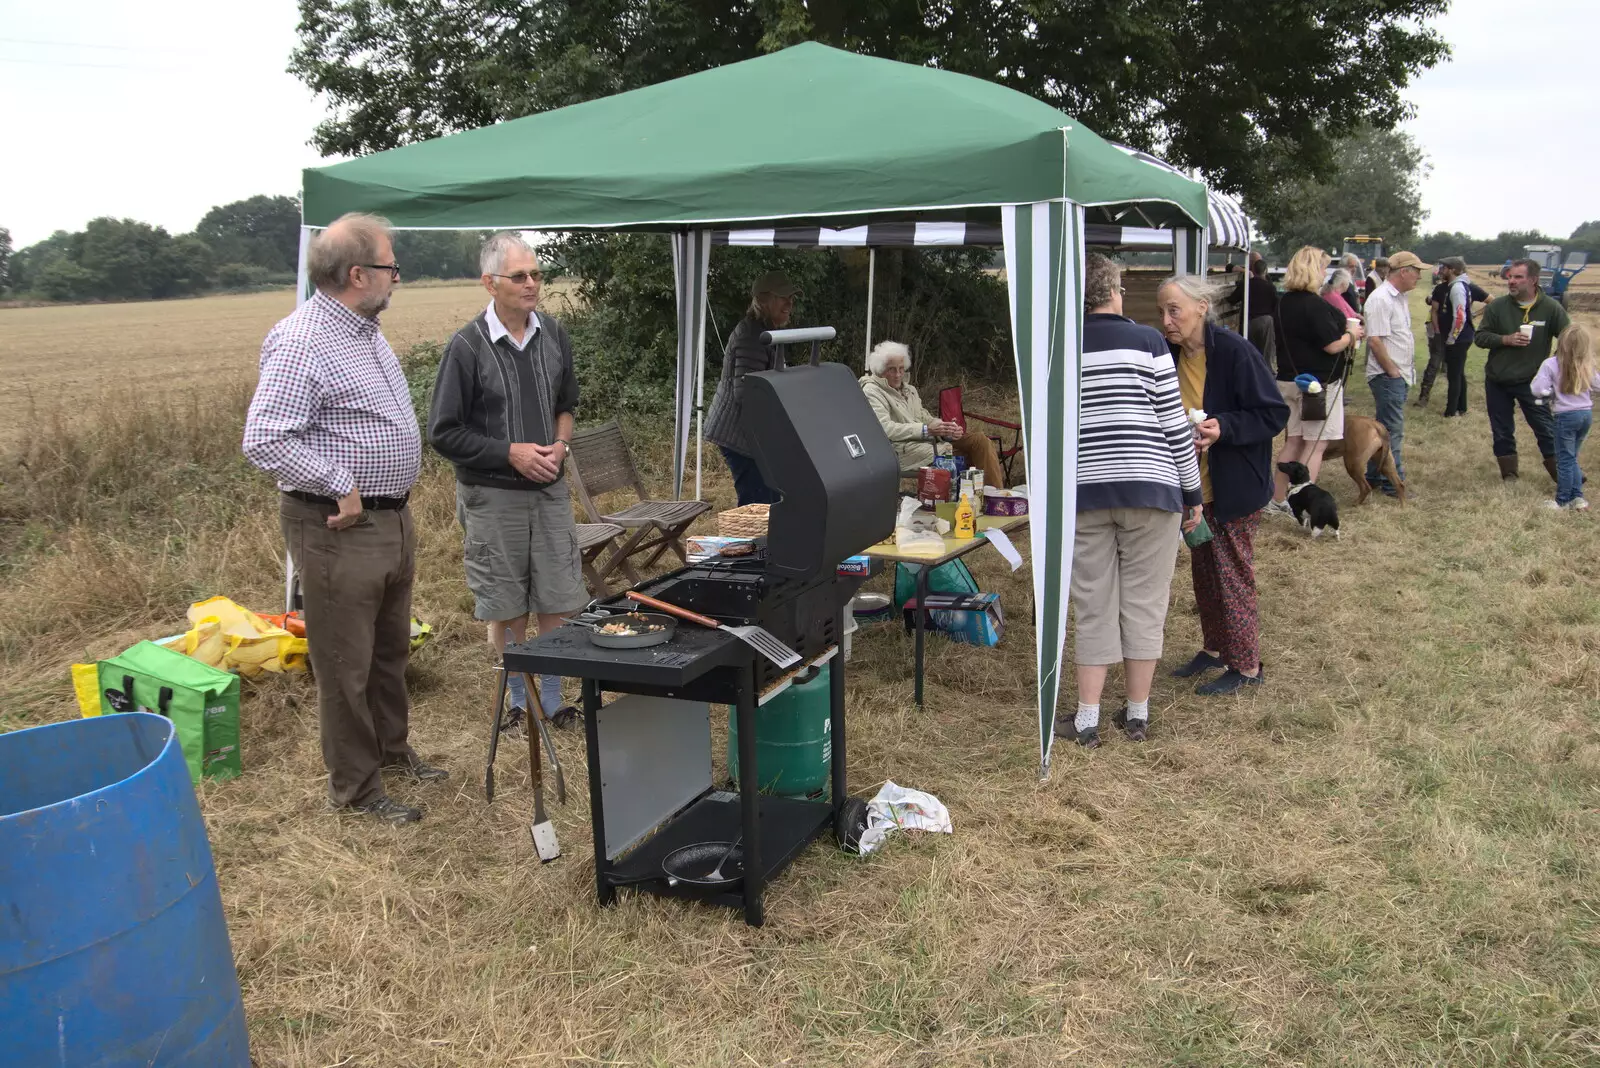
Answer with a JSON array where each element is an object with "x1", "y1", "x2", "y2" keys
[{"x1": 717, "y1": 503, "x2": 770, "y2": 538}]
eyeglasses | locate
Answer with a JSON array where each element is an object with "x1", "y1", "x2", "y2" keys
[
  {"x1": 361, "y1": 263, "x2": 401, "y2": 279},
  {"x1": 492, "y1": 271, "x2": 543, "y2": 285}
]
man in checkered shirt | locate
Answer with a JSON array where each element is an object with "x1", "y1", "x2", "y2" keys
[{"x1": 244, "y1": 213, "x2": 446, "y2": 825}]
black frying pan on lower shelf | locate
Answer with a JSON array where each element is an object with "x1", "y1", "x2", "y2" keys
[{"x1": 608, "y1": 840, "x2": 746, "y2": 890}]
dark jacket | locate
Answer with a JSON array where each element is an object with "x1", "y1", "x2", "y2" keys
[
  {"x1": 427, "y1": 310, "x2": 579, "y2": 490},
  {"x1": 703, "y1": 315, "x2": 785, "y2": 455},
  {"x1": 1171, "y1": 323, "x2": 1290, "y2": 525}
]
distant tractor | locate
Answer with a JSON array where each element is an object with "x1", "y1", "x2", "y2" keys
[
  {"x1": 1520, "y1": 243, "x2": 1588, "y2": 306},
  {"x1": 1341, "y1": 234, "x2": 1385, "y2": 270}
]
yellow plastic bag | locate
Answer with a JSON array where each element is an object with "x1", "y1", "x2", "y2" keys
[
  {"x1": 72, "y1": 663, "x2": 102, "y2": 717},
  {"x1": 410, "y1": 618, "x2": 433, "y2": 652},
  {"x1": 162, "y1": 596, "x2": 308, "y2": 676}
]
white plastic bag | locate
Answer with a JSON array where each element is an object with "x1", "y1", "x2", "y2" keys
[{"x1": 858, "y1": 780, "x2": 953, "y2": 855}]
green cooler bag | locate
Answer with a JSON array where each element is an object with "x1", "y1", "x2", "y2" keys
[
  {"x1": 893, "y1": 558, "x2": 980, "y2": 611},
  {"x1": 96, "y1": 641, "x2": 242, "y2": 783}
]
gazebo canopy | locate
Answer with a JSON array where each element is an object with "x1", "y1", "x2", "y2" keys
[
  {"x1": 301, "y1": 42, "x2": 1208, "y2": 234},
  {"x1": 297, "y1": 43, "x2": 1224, "y2": 779}
]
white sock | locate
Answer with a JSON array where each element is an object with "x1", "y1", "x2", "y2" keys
[
  {"x1": 539, "y1": 674, "x2": 563, "y2": 714},
  {"x1": 1075, "y1": 703, "x2": 1100, "y2": 732},
  {"x1": 1125, "y1": 698, "x2": 1150, "y2": 722}
]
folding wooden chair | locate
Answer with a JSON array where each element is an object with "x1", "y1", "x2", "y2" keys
[
  {"x1": 568, "y1": 420, "x2": 711, "y2": 586},
  {"x1": 575, "y1": 522, "x2": 628, "y2": 596},
  {"x1": 938, "y1": 385, "x2": 1025, "y2": 484}
]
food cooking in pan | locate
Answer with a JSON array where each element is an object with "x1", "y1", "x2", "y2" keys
[{"x1": 597, "y1": 613, "x2": 667, "y2": 637}]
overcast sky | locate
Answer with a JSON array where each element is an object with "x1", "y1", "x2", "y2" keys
[{"x1": 2, "y1": 0, "x2": 1594, "y2": 249}]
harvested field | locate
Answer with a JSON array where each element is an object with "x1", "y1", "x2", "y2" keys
[
  {"x1": 4, "y1": 285, "x2": 1600, "y2": 1065},
  {"x1": 0, "y1": 280, "x2": 577, "y2": 432}
]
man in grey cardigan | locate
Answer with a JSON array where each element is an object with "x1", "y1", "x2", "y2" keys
[{"x1": 428, "y1": 231, "x2": 584, "y2": 731}]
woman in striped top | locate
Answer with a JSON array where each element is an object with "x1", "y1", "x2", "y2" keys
[{"x1": 1059, "y1": 254, "x2": 1204, "y2": 749}]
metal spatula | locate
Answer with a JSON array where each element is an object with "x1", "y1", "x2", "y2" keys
[{"x1": 626, "y1": 591, "x2": 801, "y2": 669}]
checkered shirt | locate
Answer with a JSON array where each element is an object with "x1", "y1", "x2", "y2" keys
[{"x1": 243, "y1": 291, "x2": 421, "y2": 498}]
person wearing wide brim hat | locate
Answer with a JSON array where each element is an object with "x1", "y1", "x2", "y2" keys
[{"x1": 703, "y1": 271, "x2": 802, "y2": 505}]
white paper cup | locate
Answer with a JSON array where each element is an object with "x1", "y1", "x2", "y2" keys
[
  {"x1": 1519, "y1": 324, "x2": 1535, "y2": 339},
  {"x1": 1346, "y1": 318, "x2": 1361, "y2": 332}
]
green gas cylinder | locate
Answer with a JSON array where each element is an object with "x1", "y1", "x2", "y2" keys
[{"x1": 727, "y1": 663, "x2": 832, "y2": 798}]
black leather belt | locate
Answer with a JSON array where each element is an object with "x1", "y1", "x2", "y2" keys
[{"x1": 284, "y1": 490, "x2": 410, "y2": 510}]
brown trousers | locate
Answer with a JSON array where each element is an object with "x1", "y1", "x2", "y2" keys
[
  {"x1": 950, "y1": 430, "x2": 1007, "y2": 488},
  {"x1": 280, "y1": 494, "x2": 417, "y2": 807}
]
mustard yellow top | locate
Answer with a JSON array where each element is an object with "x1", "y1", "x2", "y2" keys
[{"x1": 1176, "y1": 348, "x2": 1211, "y2": 503}]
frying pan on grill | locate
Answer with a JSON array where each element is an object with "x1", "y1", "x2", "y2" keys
[{"x1": 565, "y1": 611, "x2": 677, "y2": 650}]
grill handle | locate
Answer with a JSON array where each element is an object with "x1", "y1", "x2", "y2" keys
[{"x1": 626, "y1": 591, "x2": 722, "y2": 630}]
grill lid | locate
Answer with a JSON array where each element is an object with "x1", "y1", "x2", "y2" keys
[{"x1": 740, "y1": 360, "x2": 898, "y2": 579}]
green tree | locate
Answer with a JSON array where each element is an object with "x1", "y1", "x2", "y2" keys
[
  {"x1": 392, "y1": 230, "x2": 490, "y2": 279},
  {"x1": 1411, "y1": 230, "x2": 1557, "y2": 266},
  {"x1": 289, "y1": 0, "x2": 1448, "y2": 203},
  {"x1": 1566, "y1": 221, "x2": 1600, "y2": 259},
  {"x1": 158, "y1": 235, "x2": 217, "y2": 297},
  {"x1": 194, "y1": 194, "x2": 302, "y2": 272},
  {"x1": 1248, "y1": 127, "x2": 1429, "y2": 256},
  {"x1": 8, "y1": 231, "x2": 76, "y2": 294},
  {"x1": 0, "y1": 227, "x2": 11, "y2": 292},
  {"x1": 76, "y1": 218, "x2": 182, "y2": 301},
  {"x1": 36, "y1": 259, "x2": 98, "y2": 302}
]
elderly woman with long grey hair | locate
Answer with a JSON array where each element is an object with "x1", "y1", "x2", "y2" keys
[
  {"x1": 1157, "y1": 273, "x2": 1289, "y2": 697},
  {"x1": 857, "y1": 340, "x2": 1006, "y2": 487}
]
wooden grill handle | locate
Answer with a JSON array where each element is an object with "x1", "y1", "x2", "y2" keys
[{"x1": 626, "y1": 591, "x2": 722, "y2": 630}]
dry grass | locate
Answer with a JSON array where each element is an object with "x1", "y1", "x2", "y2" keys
[
  {"x1": 5, "y1": 287, "x2": 1600, "y2": 1066},
  {"x1": 0, "y1": 280, "x2": 578, "y2": 435}
]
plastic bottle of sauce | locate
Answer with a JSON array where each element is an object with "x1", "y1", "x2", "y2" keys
[{"x1": 953, "y1": 492, "x2": 977, "y2": 540}]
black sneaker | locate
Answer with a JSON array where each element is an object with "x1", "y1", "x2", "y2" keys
[
  {"x1": 1195, "y1": 666, "x2": 1265, "y2": 696},
  {"x1": 1053, "y1": 716, "x2": 1100, "y2": 748},
  {"x1": 1112, "y1": 705, "x2": 1148, "y2": 742},
  {"x1": 545, "y1": 704, "x2": 581, "y2": 729},
  {"x1": 499, "y1": 706, "x2": 527, "y2": 739},
  {"x1": 347, "y1": 796, "x2": 422, "y2": 824},
  {"x1": 1171, "y1": 651, "x2": 1226, "y2": 678},
  {"x1": 383, "y1": 756, "x2": 449, "y2": 783}
]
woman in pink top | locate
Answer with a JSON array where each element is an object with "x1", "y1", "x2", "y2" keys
[{"x1": 1320, "y1": 269, "x2": 1360, "y2": 319}]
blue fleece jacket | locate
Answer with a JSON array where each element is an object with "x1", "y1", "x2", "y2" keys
[{"x1": 1170, "y1": 324, "x2": 1290, "y2": 524}]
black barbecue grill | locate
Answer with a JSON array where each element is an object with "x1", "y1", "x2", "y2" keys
[{"x1": 500, "y1": 353, "x2": 898, "y2": 926}]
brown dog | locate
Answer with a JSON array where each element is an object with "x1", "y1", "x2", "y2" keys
[{"x1": 1321, "y1": 414, "x2": 1406, "y2": 504}]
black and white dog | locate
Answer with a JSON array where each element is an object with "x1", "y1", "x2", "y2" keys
[{"x1": 1276, "y1": 460, "x2": 1340, "y2": 538}]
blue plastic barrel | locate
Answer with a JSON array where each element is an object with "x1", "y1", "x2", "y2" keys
[{"x1": 0, "y1": 712, "x2": 250, "y2": 1066}]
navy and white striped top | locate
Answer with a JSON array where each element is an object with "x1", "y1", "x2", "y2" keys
[{"x1": 1078, "y1": 313, "x2": 1204, "y2": 514}]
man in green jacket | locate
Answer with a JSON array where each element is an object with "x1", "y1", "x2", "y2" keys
[{"x1": 1474, "y1": 257, "x2": 1571, "y2": 481}]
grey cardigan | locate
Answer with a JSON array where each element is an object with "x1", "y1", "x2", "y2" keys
[
  {"x1": 427, "y1": 311, "x2": 579, "y2": 490},
  {"x1": 703, "y1": 315, "x2": 784, "y2": 456}
]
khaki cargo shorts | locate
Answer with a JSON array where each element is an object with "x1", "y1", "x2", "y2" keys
[
  {"x1": 1070, "y1": 507, "x2": 1182, "y2": 665},
  {"x1": 456, "y1": 481, "x2": 586, "y2": 621}
]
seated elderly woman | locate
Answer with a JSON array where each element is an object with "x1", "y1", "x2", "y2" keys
[{"x1": 858, "y1": 341, "x2": 1006, "y2": 487}]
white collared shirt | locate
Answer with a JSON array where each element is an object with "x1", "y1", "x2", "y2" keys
[
  {"x1": 1363, "y1": 280, "x2": 1415, "y2": 385},
  {"x1": 484, "y1": 302, "x2": 541, "y2": 351}
]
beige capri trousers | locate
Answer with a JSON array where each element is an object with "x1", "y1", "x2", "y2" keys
[{"x1": 1070, "y1": 507, "x2": 1182, "y2": 665}]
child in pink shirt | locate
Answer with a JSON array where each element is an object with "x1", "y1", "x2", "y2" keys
[{"x1": 1532, "y1": 324, "x2": 1600, "y2": 510}]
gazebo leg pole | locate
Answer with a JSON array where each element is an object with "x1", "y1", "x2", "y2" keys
[{"x1": 864, "y1": 247, "x2": 876, "y2": 363}]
